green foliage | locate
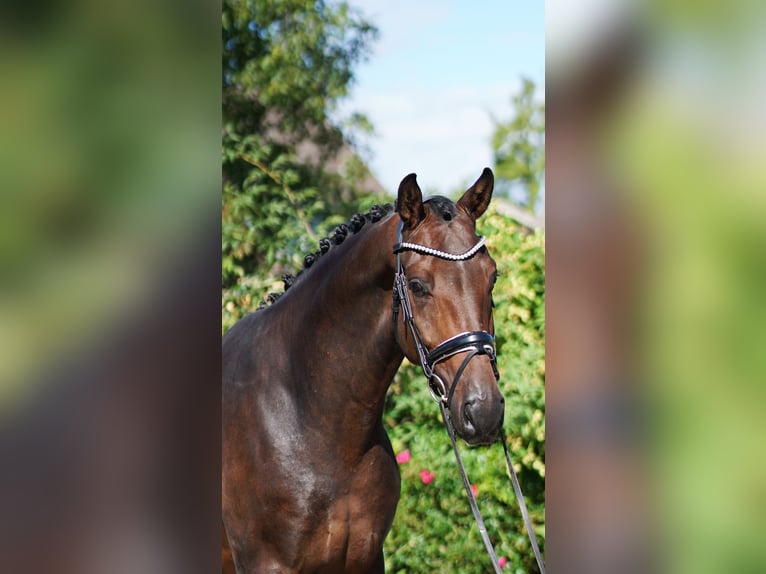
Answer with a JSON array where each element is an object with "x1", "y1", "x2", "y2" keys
[
  {"x1": 222, "y1": 0, "x2": 381, "y2": 330},
  {"x1": 223, "y1": 0, "x2": 376, "y2": 136},
  {"x1": 383, "y1": 207, "x2": 545, "y2": 573},
  {"x1": 492, "y1": 78, "x2": 545, "y2": 213}
]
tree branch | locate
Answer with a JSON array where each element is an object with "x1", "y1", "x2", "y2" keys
[{"x1": 494, "y1": 198, "x2": 545, "y2": 230}]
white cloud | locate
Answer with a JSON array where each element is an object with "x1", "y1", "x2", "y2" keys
[{"x1": 348, "y1": 82, "x2": 516, "y2": 196}]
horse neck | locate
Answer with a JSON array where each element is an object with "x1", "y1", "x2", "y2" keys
[{"x1": 284, "y1": 214, "x2": 403, "y2": 421}]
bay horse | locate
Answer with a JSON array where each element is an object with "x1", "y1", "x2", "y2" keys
[{"x1": 223, "y1": 168, "x2": 505, "y2": 573}]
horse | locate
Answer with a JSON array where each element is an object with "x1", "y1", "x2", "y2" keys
[{"x1": 222, "y1": 168, "x2": 505, "y2": 573}]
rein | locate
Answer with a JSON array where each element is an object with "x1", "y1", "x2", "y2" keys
[{"x1": 392, "y1": 221, "x2": 546, "y2": 574}]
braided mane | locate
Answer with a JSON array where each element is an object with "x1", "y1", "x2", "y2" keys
[{"x1": 258, "y1": 203, "x2": 394, "y2": 309}]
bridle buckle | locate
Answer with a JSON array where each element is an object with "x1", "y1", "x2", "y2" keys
[{"x1": 428, "y1": 373, "x2": 449, "y2": 403}]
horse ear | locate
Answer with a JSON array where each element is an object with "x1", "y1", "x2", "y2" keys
[
  {"x1": 458, "y1": 167, "x2": 494, "y2": 221},
  {"x1": 396, "y1": 173, "x2": 425, "y2": 228}
]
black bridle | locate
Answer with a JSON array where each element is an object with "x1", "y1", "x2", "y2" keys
[
  {"x1": 391, "y1": 220, "x2": 546, "y2": 574},
  {"x1": 392, "y1": 220, "x2": 499, "y2": 405}
]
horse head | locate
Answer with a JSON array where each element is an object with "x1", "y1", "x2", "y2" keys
[{"x1": 394, "y1": 168, "x2": 504, "y2": 445}]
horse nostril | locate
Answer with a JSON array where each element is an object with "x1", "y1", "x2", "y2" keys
[{"x1": 463, "y1": 401, "x2": 476, "y2": 428}]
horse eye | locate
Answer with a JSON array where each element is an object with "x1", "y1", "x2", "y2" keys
[{"x1": 409, "y1": 279, "x2": 427, "y2": 297}]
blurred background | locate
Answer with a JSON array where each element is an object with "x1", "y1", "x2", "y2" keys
[
  {"x1": 0, "y1": 1, "x2": 220, "y2": 572},
  {"x1": 547, "y1": 0, "x2": 766, "y2": 572}
]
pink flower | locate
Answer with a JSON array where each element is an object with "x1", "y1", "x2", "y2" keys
[
  {"x1": 470, "y1": 484, "x2": 478, "y2": 498},
  {"x1": 498, "y1": 556, "x2": 507, "y2": 569},
  {"x1": 419, "y1": 469, "x2": 435, "y2": 485},
  {"x1": 396, "y1": 449, "x2": 411, "y2": 464}
]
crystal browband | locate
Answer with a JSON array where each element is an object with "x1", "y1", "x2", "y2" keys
[{"x1": 393, "y1": 236, "x2": 486, "y2": 261}]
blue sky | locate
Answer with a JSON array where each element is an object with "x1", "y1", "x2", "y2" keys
[{"x1": 342, "y1": 0, "x2": 544, "y2": 197}]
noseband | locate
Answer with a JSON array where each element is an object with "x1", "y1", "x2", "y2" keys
[{"x1": 391, "y1": 220, "x2": 499, "y2": 406}]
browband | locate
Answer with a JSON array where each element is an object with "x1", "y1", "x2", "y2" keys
[{"x1": 393, "y1": 221, "x2": 486, "y2": 261}]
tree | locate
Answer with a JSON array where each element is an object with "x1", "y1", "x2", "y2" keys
[
  {"x1": 491, "y1": 78, "x2": 545, "y2": 213},
  {"x1": 222, "y1": 0, "x2": 379, "y2": 305}
]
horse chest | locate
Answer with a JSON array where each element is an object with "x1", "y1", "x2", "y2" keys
[
  {"x1": 307, "y1": 494, "x2": 386, "y2": 569},
  {"x1": 289, "y1": 447, "x2": 400, "y2": 572}
]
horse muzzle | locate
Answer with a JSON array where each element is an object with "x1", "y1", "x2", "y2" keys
[
  {"x1": 424, "y1": 331, "x2": 504, "y2": 445},
  {"x1": 454, "y1": 387, "x2": 505, "y2": 445}
]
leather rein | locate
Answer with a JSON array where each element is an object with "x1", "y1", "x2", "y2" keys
[{"x1": 392, "y1": 220, "x2": 546, "y2": 574}]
